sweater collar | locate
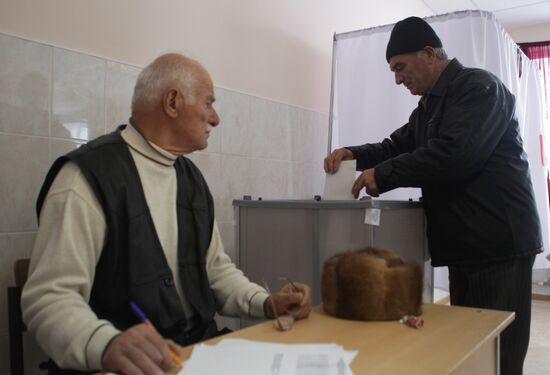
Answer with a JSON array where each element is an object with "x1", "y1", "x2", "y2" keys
[{"x1": 121, "y1": 122, "x2": 178, "y2": 167}]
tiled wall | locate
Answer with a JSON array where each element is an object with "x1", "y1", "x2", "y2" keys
[{"x1": 0, "y1": 33, "x2": 328, "y2": 374}]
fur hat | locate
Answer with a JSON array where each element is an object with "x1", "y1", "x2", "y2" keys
[
  {"x1": 321, "y1": 247, "x2": 422, "y2": 321},
  {"x1": 386, "y1": 16, "x2": 442, "y2": 62}
]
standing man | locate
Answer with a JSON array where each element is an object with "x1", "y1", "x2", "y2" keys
[
  {"x1": 325, "y1": 17, "x2": 542, "y2": 375},
  {"x1": 23, "y1": 53, "x2": 312, "y2": 375}
]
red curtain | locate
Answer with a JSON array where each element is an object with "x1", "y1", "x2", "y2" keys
[
  {"x1": 519, "y1": 41, "x2": 550, "y2": 118},
  {"x1": 519, "y1": 41, "x2": 550, "y2": 60}
]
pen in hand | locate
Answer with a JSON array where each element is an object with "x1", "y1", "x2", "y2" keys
[{"x1": 129, "y1": 301, "x2": 183, "y2": 367}]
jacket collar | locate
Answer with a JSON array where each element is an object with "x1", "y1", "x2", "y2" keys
[{"x1": 427, "y1": 58, "x2": 463, "y2": 98}]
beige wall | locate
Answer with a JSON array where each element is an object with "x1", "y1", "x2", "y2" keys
[
  {"x1": 509, "y1": 21, "x2": 550, "y2": 43},
  {"x1": 0, "y1": 0, "x2": 431, "y2": 113}
]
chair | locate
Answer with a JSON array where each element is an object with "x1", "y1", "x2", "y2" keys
[{"x1": 7, "y1": 258, "x2": 30, "y2": 375}]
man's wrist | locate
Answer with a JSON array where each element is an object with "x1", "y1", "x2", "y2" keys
[
  {"x1": 85, "y1": 323, "x2": 120, "y2": 370},
  {"x1": 343, "y1": 147, "x2": 355, "y2": 160},
  {"x1": 263, "y1": 296, "x2": 273, "y2": 319},
  {"x1": 100, "y1": 333, "x2": 121, "y2": 367},
  {"x1": 248, "y1": 290, "x2": 271, "y2": 318}
]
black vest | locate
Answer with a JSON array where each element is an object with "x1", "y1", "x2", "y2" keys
[{"x1": 37, "y1": 126, "x2": 219, "y2": 373}]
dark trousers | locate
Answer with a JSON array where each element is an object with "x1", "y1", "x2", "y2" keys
[{"x1": 448, "y1": 255, "x2": 535, "y2": 375}]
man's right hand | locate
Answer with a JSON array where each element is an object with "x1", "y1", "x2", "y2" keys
[
  {"x1": 102, "y1": 323, "x2": 174, "y2": 375},
  {"x1": 324, "y1": 148, "x2": 354, "y2": 174}
]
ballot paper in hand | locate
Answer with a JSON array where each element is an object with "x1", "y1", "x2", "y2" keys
[
  {"x1": 323, "y1": 160, "x2": 357, "y2": 200},
  {"x1": 179, "y1": 338, "x2": 357, "y2": 375}
]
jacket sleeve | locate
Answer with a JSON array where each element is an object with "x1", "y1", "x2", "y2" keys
[
  {"x1": 375, "y1": 78, "x2": 512, "y2": 193},
  {"x1": 346, "y1": 111, "x2": 419, "y2": 171}
]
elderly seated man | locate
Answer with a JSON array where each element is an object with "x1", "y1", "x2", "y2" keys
[{"x1": 22, "y1": 53, "x2": 312, "y2": 375}]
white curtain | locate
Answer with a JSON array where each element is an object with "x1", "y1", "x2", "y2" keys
[{"x1": 331, "y1": 10, "x2": 550, "y2": 268}]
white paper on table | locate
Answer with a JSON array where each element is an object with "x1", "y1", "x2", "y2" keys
[
  {"x1": 323, "y1": 160, "x2": 357, "y2": 200},
  {"x1": 179, "y1": 338, "x2": 358, "y2": 375}
]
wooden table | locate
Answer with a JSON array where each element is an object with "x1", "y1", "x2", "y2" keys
[{"x1": 179, "y1": 304, "x2": 514, "y2": 375}]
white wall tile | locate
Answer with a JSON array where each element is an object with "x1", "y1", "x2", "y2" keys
[
  {"x1": 105, "y1": 61, "x2": 140, "y2": 133},
  {"x1": 0, "y1": 134, "x2": 50, "y2": 232},
  {"x1": 289, "y1": 107, "x2": 315, "y2": 163},
  {"x1": 186, "y1": 151, "x2": 223, "y2": 207},
  {"x1": 313, "y1": 111, "x2": 329, "y2": 162},
  {"x1": 217, "y1": 155, "x2": 253, "y2": 222},
  {"x1": 52, "y1": 48, "x2": 105, "y2": 141},
  {"x1": 248, "y1": 158, "x2": 291, "y2": 200},
  {"x1": 248, "y1": 97, "x2": 291, "y2": 160},
  {"x1": 216, "y1": 87, "x2": 251, "y2": 156},
  {"x1": 0, "y1": 34, "x2": 51, "y2": 136},
  {"x1": 49, "y1": 139, "x2": 85, "y2": 164},
  {"x1": 290, "y1": 161, "x2": 321, "y2": 199}
]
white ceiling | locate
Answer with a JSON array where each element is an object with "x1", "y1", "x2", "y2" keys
[{"x1": 422, "y1": 0, "x2": 550, "y2": 29}]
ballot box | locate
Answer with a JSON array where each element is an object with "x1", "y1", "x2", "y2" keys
[{"x1": 233, "y1": 199, "x2": 433, "y2": 309}]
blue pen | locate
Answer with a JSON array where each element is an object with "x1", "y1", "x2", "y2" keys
[{"x1": 129, "y1": 301, "x2": 183, "y2": 366}]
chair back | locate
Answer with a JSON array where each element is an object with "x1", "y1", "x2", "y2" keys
[{"x1": 8, "y1": 258, "x2": 30, "y2": 375}]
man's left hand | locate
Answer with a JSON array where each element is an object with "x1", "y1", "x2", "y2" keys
[
  {"x1": 264, "y1": 282, "x2": 312, "y2": 320},
  {"x1": 352, "y1": 168, "x2": 379, "y2": 198}
]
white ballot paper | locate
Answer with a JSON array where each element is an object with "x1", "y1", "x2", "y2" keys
[
  {"x1": 179, "y1": 338, "x2": 358, "y2": 375},
  {"x1": 364, "y1": 208, "x2": 381, "y2": 226},
  {"x1": 323, "y1": 160, "x2": 356, "y2": 200}
]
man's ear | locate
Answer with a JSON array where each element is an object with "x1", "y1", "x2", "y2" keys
[
  {"x1": 162, "y1": 89, "x2": 179, "y2": 118},
  {"x1": 422, "y1": 47, "x2": 437, "y2": 63}
]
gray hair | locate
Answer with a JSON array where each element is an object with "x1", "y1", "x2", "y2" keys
[
  {"x1": 434, "y1": 48, "x2": 448, "y2": 60},
  {"x1": 131, "y1": 56, "x2": 199, "y2": 112},
  {"x1": 413, "y1": 47, "x2": 448, "y2": 60}
]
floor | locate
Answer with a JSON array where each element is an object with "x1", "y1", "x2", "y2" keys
[{"x1": 525, "y1": 300, "x2": 550, "y2": 375}]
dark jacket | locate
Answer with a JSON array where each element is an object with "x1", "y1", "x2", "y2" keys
[
  {"x1": 347, "y1": 59, "x2": 543, "y2": 266},
  {"x1": 36, "y1": 126, "x2": 219, "y2": 373}
]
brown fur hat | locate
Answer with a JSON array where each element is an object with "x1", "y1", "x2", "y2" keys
[{"x1": 321, "y1": 247, "x2": 422, "y2": 321}]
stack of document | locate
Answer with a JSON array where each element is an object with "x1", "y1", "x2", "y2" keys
[{"x1": 180, "y1": 338, "x2": 357, "y2": 375}]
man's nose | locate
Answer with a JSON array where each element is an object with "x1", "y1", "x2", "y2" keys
[
  {"x1": 395, "y1": 72, "x2": 404, "y2": 85},
  {"x1": 210, "y1": 109, "x2": 220, "y2": 127}
]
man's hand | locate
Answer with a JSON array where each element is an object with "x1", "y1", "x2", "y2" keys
[
  {"x1": 324, "y1": 148, "x2": 354, "y2": 174},
  {"x1": 264, "y1": 282, "x2": 312, "y2": 320},
  {"x1": 352, "y1": 168, "x2": 379, "y2": 198},
  {"x1": 102, "y1": 324, "x2": 174, "y2": 375}
]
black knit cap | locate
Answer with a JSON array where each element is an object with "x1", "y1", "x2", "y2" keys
[{"x1": 386, "y1": 16, "x2": 442, "y2": 62}]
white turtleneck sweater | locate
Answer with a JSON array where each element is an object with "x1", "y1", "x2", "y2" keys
[{"x1": 21, "y1": 124, "x2": 268, "y2": 371}]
